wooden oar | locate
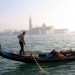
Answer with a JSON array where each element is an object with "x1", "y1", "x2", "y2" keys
[{"x1": 24, "y1": 44, "x2": 43, "y2": 71}]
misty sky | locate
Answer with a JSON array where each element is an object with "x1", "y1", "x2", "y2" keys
[{"x1": 0, "y1": 0, "x2": 75, "y2": 32}]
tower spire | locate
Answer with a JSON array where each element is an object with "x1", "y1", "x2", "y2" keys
[{"x1": 29, "y1": 16, "x2": 32, "y2": 30}]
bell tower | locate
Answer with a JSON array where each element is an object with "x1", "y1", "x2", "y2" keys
[{"x1": 29, "y1": 16, "x2": 32, "y2": 30}]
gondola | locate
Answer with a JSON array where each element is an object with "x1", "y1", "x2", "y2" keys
[{"x1": 0, "y1": 48, "x2": 75, "y2": 63}]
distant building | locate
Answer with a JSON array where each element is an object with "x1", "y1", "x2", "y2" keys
[
  {"x1": 0, "y1": 16, "x2": 69, "y2": 35},
  {"x1": 54, "y1": 29, "x2": 69, "y2": 34},
  {"x1": 28, "y1": 16, "x2": 70, "y2": 35},
  {"x1": 4, "y1": 29, "x2": 13, "y2": 35},
  {"x1": 29, "y1": 16, "x2": 32, "y2": 30},
  {"x1": 28, "y1": 22, "x2": 55, "y2": 35},
  {"x1": 28, "y1": 16, "x2": 54, "y2": 35}
]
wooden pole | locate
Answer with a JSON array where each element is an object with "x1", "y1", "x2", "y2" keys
[{"x1": 25, "y1": 44, "x2": 43, "y2": 71}]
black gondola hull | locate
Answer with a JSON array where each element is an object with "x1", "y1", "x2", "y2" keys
[{"x1": 0, "y1": 50, "x2": 75, "y2": 63}]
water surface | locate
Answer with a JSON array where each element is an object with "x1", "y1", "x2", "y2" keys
[{"x1": 0, "y1": 34, "x2": 75, "y2": 75}]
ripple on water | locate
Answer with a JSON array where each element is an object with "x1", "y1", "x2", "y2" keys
[{"x1": 1, "y1": 35, "x2": 75, "y2": 75}]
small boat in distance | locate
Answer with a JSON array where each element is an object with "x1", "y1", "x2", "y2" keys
[{"x1": 0, "y1": 46, "x2": 75, "y2": 63}]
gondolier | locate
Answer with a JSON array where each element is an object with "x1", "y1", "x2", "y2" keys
[{"x1": 17, "y1": 31, "x2": 26, "y2": 55}]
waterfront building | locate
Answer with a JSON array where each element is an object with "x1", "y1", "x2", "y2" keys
[
  {"x1": 28, "y1": 16, "x2": 55, "y2": 35},
  {"x1": 54, "y1": 29, "x2": 69, "y2": 34},
  {"x1": 29, "y1": 22, "x2": 55, "y2": 35}
]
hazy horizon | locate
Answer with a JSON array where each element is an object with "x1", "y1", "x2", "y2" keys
[{"x1": 0, "y1": 0, "x2": 75, "y2": 32}]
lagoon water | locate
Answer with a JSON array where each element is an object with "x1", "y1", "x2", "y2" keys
[{"x1": 0, "y1": 34, "x2": 75, "y2": 75}]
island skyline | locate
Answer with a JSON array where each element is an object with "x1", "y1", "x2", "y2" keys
[{"x1": 0, "y1": 0, "x2": 75, "y2": 32}]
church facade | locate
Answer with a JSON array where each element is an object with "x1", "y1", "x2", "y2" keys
[{"x1": 28, "y1": 17, "x2": 55, "y2": 35}]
